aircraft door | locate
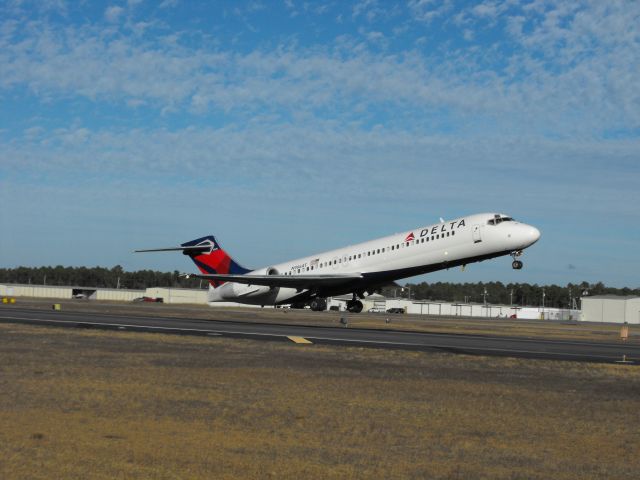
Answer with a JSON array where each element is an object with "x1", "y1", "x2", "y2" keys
[{"x1": 472, "y1": 224, "x2": 482, "y2": 243}]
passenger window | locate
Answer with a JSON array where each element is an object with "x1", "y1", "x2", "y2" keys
[
  {"x1": 446, "y1": 232, "x2": 450, "y2": 237},
  {"x1": 452, "y1": 231, "x2": 455, "y2": 236}
]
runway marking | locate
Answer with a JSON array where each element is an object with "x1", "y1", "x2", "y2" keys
[
  {"x1": 287, "y1": 336, "x2": 313, "y2": 344},
  {"x1": 0, "y1": 316, "x2": 222, "y2": 336},
  {"x1": 0, "y1": 315, "x2": 636, "y2": 364},
  {"x1": 299, "y1": 335, "x2": 632, "y2": 361}
]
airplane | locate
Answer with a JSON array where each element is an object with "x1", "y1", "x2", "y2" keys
[{"x1": 135, "y1": 213, "x2": 540, "y2": 313}]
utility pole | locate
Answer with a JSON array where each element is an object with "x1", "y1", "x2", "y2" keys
[
  {"x1": 482, "y1": 287, "x2": 489, "y2": 317},
  {"x1": 510, "y1": 289, "x2": 513, "y2": 306},
  {"x1": 542, "y1": 288, "x2": 546, "y2": 309}
]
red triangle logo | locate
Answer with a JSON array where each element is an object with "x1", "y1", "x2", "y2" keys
[{"x1": 404, "y1": 232, "x2": 415, "y2": 242}]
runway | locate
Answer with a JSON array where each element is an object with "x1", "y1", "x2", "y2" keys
[{"x1": 1, "y1": 306, "x2": 638, "y2": 364}]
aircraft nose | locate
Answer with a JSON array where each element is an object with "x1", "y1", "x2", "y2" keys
[{"x1": 529, "y1": 226, "x2": 541, "y2": 243}]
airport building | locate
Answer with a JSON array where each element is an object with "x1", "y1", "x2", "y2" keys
[
  {"x1": 328, "y1": 294, "x2": 579, "y2": 320},
  {"x1": 0, "y1": 283, "x2": 206, "y2": 305},
  {"x1": 0, "y1": 282, "x2": 590, "y2": 322},
  {"x1": 580, "y1": 295, "x2": 640, "y2": 324}
]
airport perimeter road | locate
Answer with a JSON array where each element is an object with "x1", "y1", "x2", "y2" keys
[{"x1": 1, "y1": 307, "x2": 638, "y2": 364}]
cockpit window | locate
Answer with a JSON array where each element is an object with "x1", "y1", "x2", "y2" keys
[{"x1": 488, "y1": 215, "x2": 515, "y2": 225}]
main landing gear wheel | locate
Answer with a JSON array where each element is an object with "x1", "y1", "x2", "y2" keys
[
  {"x1": 346, "y1": 300, "x2": 363, "y2": 313},
  {"x1": 309, "y1": 298, "x2": 327, "y2": 312}
]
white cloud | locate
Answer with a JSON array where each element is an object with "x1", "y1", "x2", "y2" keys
[
  {"x1": 159, "y1": 0, "x2": 178, "y2": 8},
  {"x1": 104, "y1": 5, "x2": 125, "y2": 23},
  {"x1": 3, "y1": 122, "x2": 638, "y2": 212},
  {"x1": 408, "y1": 0, "x2": 454, "y2": 23},
  {"x1": 1, "y1": 2, "x2": 636, "y2": 139}
]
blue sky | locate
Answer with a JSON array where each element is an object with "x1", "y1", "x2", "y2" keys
[{"x1": 0, "y1": 0, "x2": 638, "y2": 287}]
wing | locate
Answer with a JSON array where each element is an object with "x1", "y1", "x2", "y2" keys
[{"x1": 183, "y1": 273, "x2": 363, "y2": 290}]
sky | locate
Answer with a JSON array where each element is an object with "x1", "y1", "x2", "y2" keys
[{"x1": 0, "y1": 0, "x2": 638, "y2": 288}]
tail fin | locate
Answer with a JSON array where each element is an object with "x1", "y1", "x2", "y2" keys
[{"x1": 181, "y1": 236, "x2": 250, "y2": 287}]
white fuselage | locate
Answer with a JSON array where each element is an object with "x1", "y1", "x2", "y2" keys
[{"x1": 209, "y1": 213, "x2": 540, "y2": 305}]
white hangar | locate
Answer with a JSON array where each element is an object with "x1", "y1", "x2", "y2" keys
[{"x1": 581, "y1": 295, "x2": 640, "y2": 324}]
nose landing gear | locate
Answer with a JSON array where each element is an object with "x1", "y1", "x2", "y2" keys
[{"x1": 511, "y1": 250, "x2": 524, "y2": 270}]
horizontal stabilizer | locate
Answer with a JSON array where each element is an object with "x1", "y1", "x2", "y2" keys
[
  {"x1": 134, "y1": 245, "x2": 212, "y2": 254},
  {"x1": 181, "y1": 272, "x2": 363, "y2": 290}
]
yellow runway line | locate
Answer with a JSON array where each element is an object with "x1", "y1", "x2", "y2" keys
[{"x1": 287, "y1": 336, "x2": 313, "y2": 344}]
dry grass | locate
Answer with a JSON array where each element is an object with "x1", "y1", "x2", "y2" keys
[{"x1": 0, "y1": 322, "x2": 639, "y2": 479}]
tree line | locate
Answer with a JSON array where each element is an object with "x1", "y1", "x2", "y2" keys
[
  {"x1": 381, "y1": 281, "x2": 640, "y2": 309},
  {"x1": 0, "y1": 266, "x2": 205, "y2": 290}
]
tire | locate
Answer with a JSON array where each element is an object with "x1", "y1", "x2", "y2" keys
[
  {"x1": 310, "y1": 298, "x2": 327, "y2": 311},
  {"x1": 347, "y1": 300, "x2": 363, "y2": 313}
]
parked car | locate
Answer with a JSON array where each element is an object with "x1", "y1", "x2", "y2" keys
[
  {"x1": 368, "y1": 307, "x2": 385, "y2": 313},
  {"x1": 386, "y1": 307, "x2": 405, "y2": 314},
  {"x1": 133, "y1": 296, "x2": 164, "y2": 303}
]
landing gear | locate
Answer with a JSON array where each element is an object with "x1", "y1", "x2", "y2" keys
[
  {"x1": 346, "y1": 300, "x2": 363, "y2": 313},
  {"x1": 309, "y1": 297, "x2": 327, "y2": 312},
  {"x1": 346, "y1": 292, "x2": 364, "y2": 313},
  {"x1": 511, "y1": 250, "x2": 523, "y2": 270}
]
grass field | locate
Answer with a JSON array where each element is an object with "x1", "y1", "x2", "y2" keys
[{"x1": 1, "y1": 322, "x2": 639, "y2": 479}]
